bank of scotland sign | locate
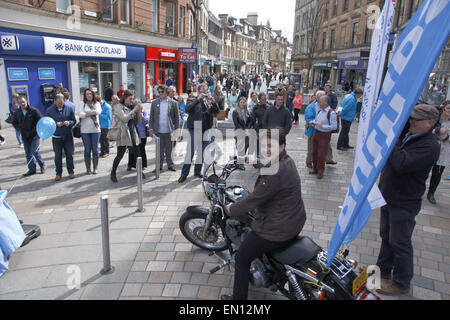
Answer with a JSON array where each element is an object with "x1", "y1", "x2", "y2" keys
[{"x1": 43, "y1": 37, "x2": 126, "y2": 58}]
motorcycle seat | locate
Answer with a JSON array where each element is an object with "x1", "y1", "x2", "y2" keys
[{"x1": 269, "y1": 236, "x2": 321, "y2": 265}]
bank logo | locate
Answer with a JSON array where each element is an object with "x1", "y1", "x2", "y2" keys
[
  {"x1": 55, "y1": 43, "x2": 64, "y2": 51},
  {"x1": 1, "y1": 35, "x2": 18, "y2": 50}
]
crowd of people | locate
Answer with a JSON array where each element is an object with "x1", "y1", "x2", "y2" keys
[{"x1": 1, "y1": 71, "x2": 449, "y2": 298}]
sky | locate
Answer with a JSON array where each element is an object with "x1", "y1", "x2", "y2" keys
[{"x1": 209, "y1": 0, "x2": 295, "y2": 43}]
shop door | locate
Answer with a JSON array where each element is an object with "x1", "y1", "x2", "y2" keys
[{"x1": 160, "y1": 62, "x2": 177, "y2": 86}]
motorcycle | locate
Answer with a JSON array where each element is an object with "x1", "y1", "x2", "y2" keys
[{"x1": 179, "y1": 146, "x2": 378, "y2": 300}]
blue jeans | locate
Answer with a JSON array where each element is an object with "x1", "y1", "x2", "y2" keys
[
  {"x1": 81, "y1": 133, "x2": 100, "y2": 158},
  {"x1": 181, "y1": 129, "x2": 209, "y2": 177},
  {"x1": 52, "y1": 137, "x2": 74, "y2": 175},
  {"x1": 23, "y1": 138, "x2": 45, "y2": 173},
  {"x1": 15, "y1": 129, "x2": 23, "y2": 145}
]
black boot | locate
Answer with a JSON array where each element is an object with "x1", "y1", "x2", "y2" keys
[
  {"x1": 427, "y1": 192, "x2": 436, "y2": 204},
  {"x1": 111, "y1": 171, "x2": 118, "y2": 183}
]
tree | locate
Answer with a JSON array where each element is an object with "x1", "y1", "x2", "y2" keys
[{"x1": 304, "y1": 0, "x2": 326, "y2": 91}]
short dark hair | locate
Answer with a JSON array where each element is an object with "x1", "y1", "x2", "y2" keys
[
  {"x1": 262, "y1": 128, "x2": 286, "y2": 147},
  {"x1": 158, "y1": 85, "x2": 169, "y2": 94},
  {"x1": 354, "y1": 88, "x2": 364, "y2": 95},
  {"x1": 275, "y1": 91, "x2": 284, "y2": 99}
]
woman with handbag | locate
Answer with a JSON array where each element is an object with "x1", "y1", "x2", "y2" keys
[
  {"x1": 77, "y1": 89, "x2": 102, "y2": 174},
  {"x1": 110, "y1": 91, "x2": 143, "y2": 183},
  {"x1": 8, "y1": 93, "x2": 22, "y2": 147}
]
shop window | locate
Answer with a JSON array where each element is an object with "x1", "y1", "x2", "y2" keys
[
  {"x1": 79, "y1": 62, "x2": 99, "y2": 96},
  {"x1": 166, "y1": 2, "x2": 175, "y2": 35},
  {"x1": 56, "y1": 0, "x2": 72, "y2": 14},
  {"x1": 152, "y1": 0, "x2": 159, "y2": 32},
  {"x1": 120, "y1": 0, "x2": 130, "y2": 25},
  {"x1": 102, "y1": 0, "x2": 113, "y2": 22}
]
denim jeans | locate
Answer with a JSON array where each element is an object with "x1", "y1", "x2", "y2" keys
[
  {"x1": 23, "y1": 138, "x2": 45, "y2": 173},
  {"x1": 337, "y1": 119, "x2": 352, "y2": 149},
  {"x1": 81, "y1": 132, "x2": 100, "y2": 158},
  {"x1": 15, "y1": 129, "x2": 23, "y2": 145},
  {"x1": 52, "y1": 137, "x2": 74, "y2": 176},
  {"x1": 181, "y1": 129, "x2": 209, "y2": 177}
]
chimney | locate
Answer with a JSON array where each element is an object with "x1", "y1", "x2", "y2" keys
[{"x1": 247, "y1": 12, "x2": 258, "y2": 25}]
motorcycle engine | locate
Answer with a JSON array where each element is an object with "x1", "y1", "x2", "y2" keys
[
  {"x1": 249, "y1": 258, "x2": 271, "y2": 288},
  {"x1": 225, "y1": 221, "x2": 270, "y2": 289}
]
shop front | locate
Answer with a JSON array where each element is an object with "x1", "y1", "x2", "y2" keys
[
  {"x1": 337, "y1": 59, "x2": 369, "y2": 91},
  {"x1": 146, "y1": 46, "x2": 186, "y2": 99},
  {"x1": 0, "y1": 27, "x2": 145, "y2": 116},
  {"x1": 312, "y1": 60, "x2": 335, "y2": 88}
]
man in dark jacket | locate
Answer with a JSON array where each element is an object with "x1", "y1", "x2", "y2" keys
[
  {"x1": 46, "y1": 93, "x2": 76, "y2": 181},
  {"x1": 222, "y1": 129, "x2": 307, "y2": 300},
  {"x1": 263, "y1": 92, "x2": 292, "y2": 135},
  {"x1": 325, "y1": 84, "x2": 338, "y2": 110},
  {"x1": 13, "y1": 96, "x2": 45, "y2": 176},
  {"x1": 252, "y1": 93, "x2": 270, "y2": 168},
  {"x1": 376, "y1": 104, "x2": 440, "y2": 296},
  {"x1": 178, "y1": 83, "x2": 219, "y2": 183}
]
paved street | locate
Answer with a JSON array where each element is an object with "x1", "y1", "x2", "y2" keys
[{"x1": 0, "y1": 111, "x2": 449, "y2": 300}]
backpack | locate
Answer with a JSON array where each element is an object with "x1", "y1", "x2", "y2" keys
[{"x1": 327, "y1": 109, "x2": 340, "y2": 134}]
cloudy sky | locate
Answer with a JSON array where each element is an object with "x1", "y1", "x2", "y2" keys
[{"x1": 209, "y1": 0, "x2": 296, "y2": 43}]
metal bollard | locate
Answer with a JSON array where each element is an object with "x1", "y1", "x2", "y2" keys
[
  {"x1": 137, "y1": 157, "x2": 145, "y2": 212},
  {"x1": 100, "y1": 196, "x2": 114, "y2": 275},
  {"x1": 155, "y1": 136, "x2": 160, "y2": 180}
]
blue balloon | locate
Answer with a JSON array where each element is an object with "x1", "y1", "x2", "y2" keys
[{"x1": 36, "y1": 117, "x2": 56, "y2": 141}]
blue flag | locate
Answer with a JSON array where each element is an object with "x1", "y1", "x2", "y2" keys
[
  {"x1": 326, "y1": 0, "x2": 450, "y2": 268},
  {"x1": 0, "y1": 190, "x2": 26, "y2": 277}
]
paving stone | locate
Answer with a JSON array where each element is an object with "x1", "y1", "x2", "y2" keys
[
  {"x1": 170, "y1": 272, "x2": 192, "y2": 284},
  {"x1": 121, "y1": 283, "x2": 143, "y2": 297},
  {"x1": 412, "y1": 286, "x2": 442, "y2": 300},
  {"x1": 140, "y1": 284, "x2": 164, "y2": 297},
  {"x1": 197, "y1": 285, "x2": 220, "y2": 300},
  {"x1": 162, "y1": 284, "x2": 181, "y2": 297},
  {"x1": 179, "y1": 284, "x2": 200, "y2": 299},
  {"x1": 147, "y1": 272, "x2": 173, "y2": 283}
]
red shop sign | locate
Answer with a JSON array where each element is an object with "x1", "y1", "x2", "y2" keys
[
  {"x1": 146, "y1": 46, "x2": 178, "y2": 62},
  {"x1": 178, "y1": 48, "x2": 197, "y2": 63}
]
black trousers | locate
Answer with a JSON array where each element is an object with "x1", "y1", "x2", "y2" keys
[
  {"x1": 233, "y1": 231, "x2": 294, "y2": 300},
  {"x1": 294, "y1": 109, "x2": 301, "y2": 122},
  {"x1": 100, "y1": 128, "x2": 110, "y2": 155},
  {"x1": 429, "y1": 165, "x2": 446, "y2": 194},
  {"x1": 376, "y1": 204, "x2": 419, "y2": 289},
  {"x1": 138, "y1": 138, "x2": 148, "y2": 168},
  {"x1": 337, "y1": 119, "x2": 352, "y2": 148},
  {"x1": 112, "y1": 145, "x2": 142, "y2": 173}
]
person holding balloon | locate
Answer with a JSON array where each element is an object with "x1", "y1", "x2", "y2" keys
[
  {"x1": 46, "y1": 93, "x2": 76, "y2": 181},
  {"x1": 12, "y1": 96, "x2": 46, "y2": 177},
  {"x1": 77, "y1": 89, "x2": 102, "y2": 175}
]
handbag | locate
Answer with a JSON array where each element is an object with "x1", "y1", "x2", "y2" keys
[
  {"x1": 5, "y1": 113, "x2": 14, "y2": 124},
  {"x1": 106, "y1": 126, "x2": 121, "y2": 141},
  {"x1": 72, "y1": 122, "x2": 81, "y2": 138}
]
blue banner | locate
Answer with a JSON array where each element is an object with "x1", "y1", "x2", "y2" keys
[
  {"x1": 326, "y1": 0, "x2": 450, "y2": 268},
  {"x1": 0, "y1": 190, "x2": 26, "y2": 277}
]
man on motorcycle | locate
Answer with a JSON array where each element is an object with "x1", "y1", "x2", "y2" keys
[{"x1": 222, "y1": 128, "x2": 307, "y2": 300}]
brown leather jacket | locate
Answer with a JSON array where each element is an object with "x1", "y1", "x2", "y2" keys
[{"x1": 229, "y1": 150, "x2": 307, "y2": 242}]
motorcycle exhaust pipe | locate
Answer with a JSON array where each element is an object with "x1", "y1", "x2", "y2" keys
[{"x1": 284, "y1": 265, "x2": 335, "y2": 295}]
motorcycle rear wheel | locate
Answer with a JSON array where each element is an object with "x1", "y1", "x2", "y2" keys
[{"x1": 179, "y1": 211, "x2": 229, "y2": 252}]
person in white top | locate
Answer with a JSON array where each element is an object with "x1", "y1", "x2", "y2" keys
[{"x1": 77, "y1": 89, "x2": 102, "y2": 174}]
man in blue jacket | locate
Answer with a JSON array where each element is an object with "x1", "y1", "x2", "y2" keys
[
  {"x1": 337, "y1": 88, "x2": 363, "y2": 151},
  {"x1": 98, "y1": 97, "x2": 112, "y2": 158},
  {"x1": 46, "y1": 93, "x2": 76, "y2": 181}
]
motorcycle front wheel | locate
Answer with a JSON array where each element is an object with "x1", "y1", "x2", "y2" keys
[{"x1": 179, "y1": 210, "x2": 229, "y2": 252}]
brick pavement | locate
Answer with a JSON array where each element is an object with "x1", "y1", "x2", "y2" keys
[{"x1": 0, "y1": 112, "x2": 449, "y2": 300}]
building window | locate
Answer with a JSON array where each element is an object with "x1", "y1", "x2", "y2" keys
[
  {"x1": 166, "y1": 2, "x2": 175, "y2": 35},
  {"x1": 340, "y1": 25, "x2": 347, "y2": 47},
  {"x1": 324, "y1": 1, "x2": 329, "y2": 20},
  {"x1": 333, "y1": 0, "x2": 338, "y2": 16},
  {"x1": 102, "y1": 0, "x2": 113, "y2": 21},
  {"x1": 152, "y1": 0, "x2": 159, "y2": 32},
  {"x1": 322, "y1": 31, "x2": 327, "y2": 49},
  {"x1": 179, "y1": 6, "x2": 185, "y2": 37},
  {"x1": 330, "y1": 29, "x2": 335, "y2": 49},
  {"x1": 120, "y1": 0, "x2": 130, "y2": 24},
  {"x1": 56, "y1": 0, "x2": 72, "y2": 14},
  {"x1": 364, "y1": 22, "x2": 371, "y2": 43},
  {"x1": 352, "y1": 22, "x2": 359, "y2": 45},
  {"x1": 343, "y1": 0, "x2": 349, "y2": 12},
  {"x1": 355, "y1": 0, "x2": 361, "y2": 8}
]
